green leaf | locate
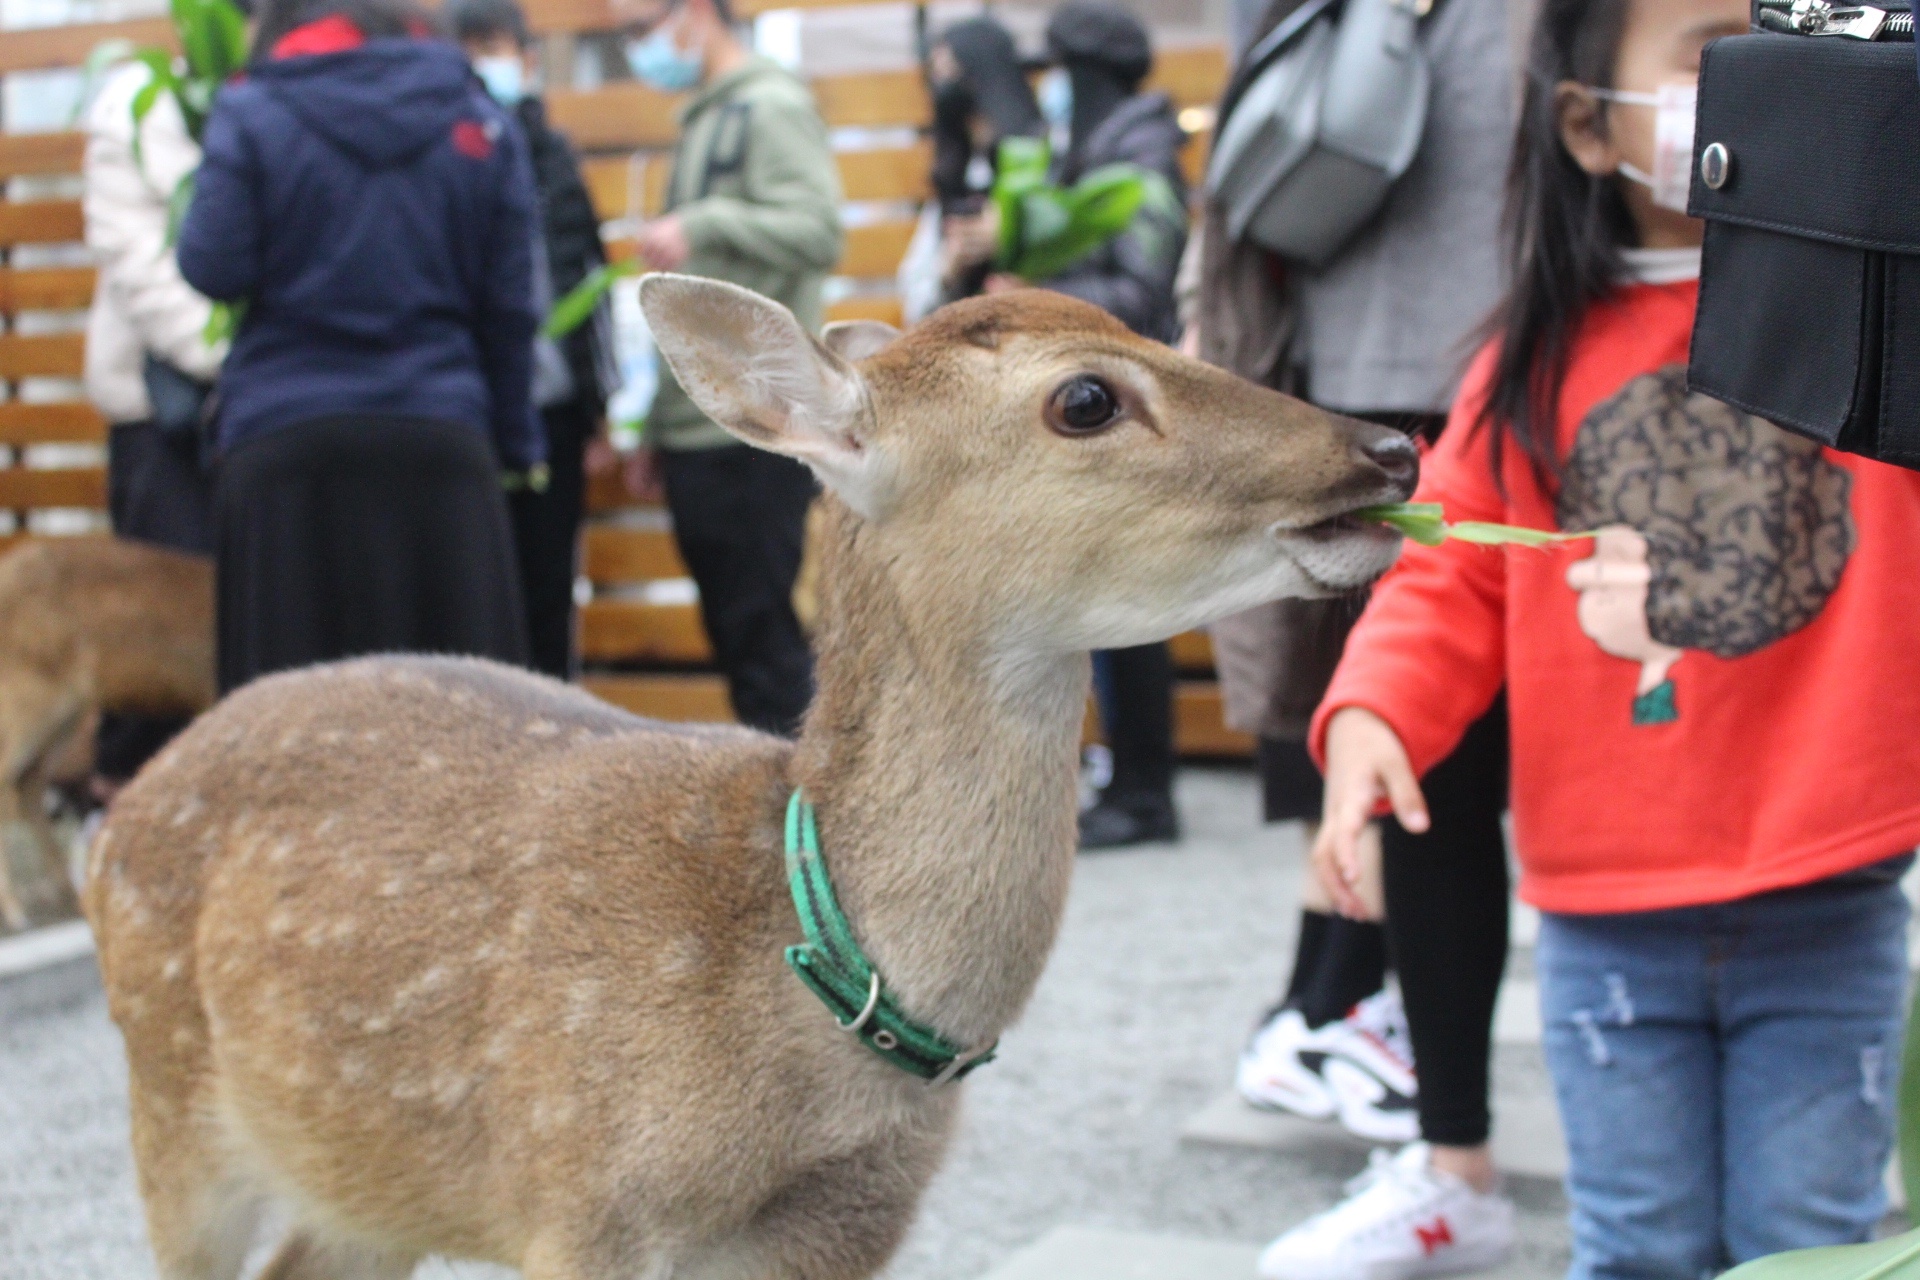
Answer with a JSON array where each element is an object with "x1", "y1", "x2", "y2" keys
[
  {"x1": 1901, "y1": 982, "x2": 1920, "y2": 1220},
  {"x1": 1718, "y1": 1229, "x2": 1920, "y2": 1280},
  {"x1": 204, "y1": 299, "x2": 243, "y2": 345},
  {"x1": 1354, "y1": 502, "x2": 1593, "y2": 549},
  {"x1": 165, "y1": 170, "x2": 195, "y2": 246},
  {"x1": 1355, "y1": 502, "x2": 1447, "y2": 546},
  {"x1": 545, "y1": 260, "x2": 639, "y2": 338},
  {"x1": 72, "y1": 39, "x2": 136, "y2": 122}
]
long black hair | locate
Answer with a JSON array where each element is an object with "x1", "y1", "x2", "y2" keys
[
  {"x1": 1472, "y1": 0, "x2": 1635, "y2": 491},
  {"x1": 252, "y1": 0, "x2": 429, "y2": 59}
]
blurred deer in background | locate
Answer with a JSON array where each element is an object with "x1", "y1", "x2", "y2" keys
[
  {"x1": 0, "y1": 537, "x2": 212, "y2": 931},
  {"x1": 91, "y1": 278, "x2": 1416, "y2": 1280}
]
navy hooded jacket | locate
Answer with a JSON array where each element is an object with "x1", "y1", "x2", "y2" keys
[{"x1": 178, "y1": 38, "x2": 544, "y2": 469}]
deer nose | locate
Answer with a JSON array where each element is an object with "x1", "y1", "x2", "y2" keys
[{"x1": 1362, "y1": 432, "x2": 1419, "y2": 496}]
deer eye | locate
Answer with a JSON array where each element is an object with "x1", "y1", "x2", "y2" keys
[{"x1": 1047, "y1": 375, "x2": 1123, "y2": 436}]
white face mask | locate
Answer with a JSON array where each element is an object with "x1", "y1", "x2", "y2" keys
[{"x1": 1587, "y1": 83, "x2": 1697, "y2": 213}]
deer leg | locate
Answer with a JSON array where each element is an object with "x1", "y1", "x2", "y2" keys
[
  {"x1": 0, "y1": 681, "x2": 87, "y2": 927},
  {"x1": 128, "y1": 1094, "x2": 264, "y2": 1280},
  {"x1": 254, "y1": 1232, "x2": 418, "y2": 1280}
]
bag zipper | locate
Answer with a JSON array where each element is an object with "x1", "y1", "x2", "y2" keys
[{"x1": 1756, "y1": 0, "x2": 1915, "y2": 39}]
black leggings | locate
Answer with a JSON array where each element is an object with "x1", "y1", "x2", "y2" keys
[
  {"x1": 1380, "y1": 695, "x2": 1509, "y2": 1147},
  {"x1": 1267, "y1": 695, "x2": 1509, "y2": 1147}
]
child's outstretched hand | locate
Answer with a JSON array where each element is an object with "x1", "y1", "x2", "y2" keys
[{"x1": 1314, "y1": 708, "x2": 1429, "y2": 919}]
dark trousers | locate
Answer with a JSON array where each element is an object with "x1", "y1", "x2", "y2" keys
[
  {"x1": 661, "y1": 443, "x2": 815, "y2": 736},
  {"x1": 510, "y1": 400, "x2": 592, "y2": 680},
  {"x1": 1271, "y1": 697, "x2": 1509, "y2": 1147},
  {"x1": 1380, "y1": 695, "x2": 1510, "y2": 1147},
  {"x1": 1093, "y1": 643, "x2": 1175, "y2": 808},
  {"x1": 97, "y1": 421, "x2": 215, "y2": 782},
  {"x1": 215, "y1": 416, "x2": 528, "y2": 694}
]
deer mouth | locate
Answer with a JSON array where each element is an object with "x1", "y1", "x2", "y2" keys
[{"x1": 1270, "y1": 509, "x2": 1403, "y2": 593}]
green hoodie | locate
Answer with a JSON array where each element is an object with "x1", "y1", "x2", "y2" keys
[{"x1": 648, "y1": 56, "x2": 844, "y2": 450}]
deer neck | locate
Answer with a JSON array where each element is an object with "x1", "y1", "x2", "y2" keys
[{"x1": 790, "y1": 510, "x2": 1087, "y2": 1052}]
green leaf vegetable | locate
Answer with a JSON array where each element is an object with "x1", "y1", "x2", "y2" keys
[
  {"x1": 989, "y1": 136, "x2": 1172, "y2": 282},
  {"x1": 545, "y1": 259, "x2": 640, "y2": 339},
  {"x1": 1716, "y1": 1228, "x2": 1920, "y2": 1280},
  {"x1": 1356, "y1": 502, "x2": 1594, "y2": 549}
]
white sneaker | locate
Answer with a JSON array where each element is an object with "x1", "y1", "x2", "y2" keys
[
  {"x1": 1318, "y1": 986, "x2": 1420, "y2": 1143},
  {"x1": 1237, "y1": 1007, "x2": 1338, "y2": 1119},
  {"x1": 1257, "y1": 1143, "x2": 1516, "y2": 1280}
]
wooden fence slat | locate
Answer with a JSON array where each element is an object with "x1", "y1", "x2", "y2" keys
[
  {"x1": 1169, "y1": 630, "x2": 1213, "y2": 672},
  {"x1": 523, "y1": 0, "x2": 617, "y2": 36},
  {"x1": 837, "y1": 143, "x2": 930, "y2": 203},
  {"x1": 0, "y1": 402, "x2": 105, "y2": 446},
  {"x1": 0, "y1": 200, "x2": 85, "y2": 246},
  {"x1": 547, "y1": 83, "x2": 684, "y2": 151},
  {"x1": 0, "y1": 132, "x2": 86, "y2": 181},
  {"x1": 582, "y1": 143, "x2": 931, "y2": 223},
  {"x1": 0, "y1": 17, "x2": 175, "y2": 75},
  {"x1": 0, "y1": 333, "x2": 87, "y2": 379},
  {"x1": 1172, "y1": 681, "x2": 1253, "y2": 756},
  {"x1": 0, "y1": 266, "x2": 95, "y2": 312},
  {"x1": 581, "y1": 524, "x2": 689, "y2": 583},
  {"x1": 824, "y1": 295, "x2": 904, "y2": 327},
  {"x1": 1145, "y1": 45, "x2": 1229, "y2": 110},
  {"x1": 811, "y1": 69, "x2": 927, "y2": 130},
  {"x1": 0, "y1": 465, "x2": 106, "y2": 509},
  {"x1": 581, "y1": 673, "x2": 735, "y2": 722},
  {"x1": 836, "y1": 219, "x2": 916, "y2": 279},
  {"x1": 578, "y1": 598, "x2": 712, "y2": 664}
]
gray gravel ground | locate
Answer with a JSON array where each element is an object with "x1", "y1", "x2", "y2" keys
[{"x1": 0, "y1": 767, "x2": 1570, "y2": 1280}]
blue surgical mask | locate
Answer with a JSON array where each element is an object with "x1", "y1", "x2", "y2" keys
[
  {"x1": 475, "y1": 55, "x2": 526, "y2": 107},
  {"x1": 626, "y1": 22, "x2": 702, "y2": 92},
  {"x1": 1037, "y1": 67, "x2": 1072, "y2": 130}
]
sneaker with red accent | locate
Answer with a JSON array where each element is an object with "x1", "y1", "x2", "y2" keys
[
  {"x1": 1237, "y1": 1007, "x2": 1338, "y2": 1119},
  {"x1": 1318, "y1": 985, "x2": 1420, "y2": 1144},
  {"x1": 1255, "y1": 1143, "x2": 1515, "y2": 1280}
]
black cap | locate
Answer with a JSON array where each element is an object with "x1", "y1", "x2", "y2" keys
[{"x1": 1045, "y1": 0, "x2": 1151, "y2": 84}]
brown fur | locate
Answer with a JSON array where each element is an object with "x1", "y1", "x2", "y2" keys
[
  {"x1": 93, "y1": 284, "x2": 1415, "y2": 1280},
  {"x1": 0, "y1": 537, "x2": 212, "y2": 930}
]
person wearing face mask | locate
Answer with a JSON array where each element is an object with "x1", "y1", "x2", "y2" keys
[
  {"x1": 914, "y1": 16, "x2": 1046, "y2": 311},
  {"x1": 449, "y1": 0, "x2": 620, "y2": 681},
  {"x1": 1042, "y1": 1, "x2": 1189, "y2": 850},
  {"x1": 609, "y1": 0, "x2": 841, "y2": 736},
  {"x1": 176, "y1": 0, "x2": 543, "y2": 693}
]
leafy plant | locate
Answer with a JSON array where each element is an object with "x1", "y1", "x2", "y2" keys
[
  {"x1": 92, "y1": 0, "x2": 249, "y2": 342},
  {"x1": 989, "y1": 136, "x2": 1170, "y2": 282},
  {"x1": 1718, "y1": 1228, "x2": 1920, "y2": 1280},
  {"x1": 1357, "y1": 502, "x2": 1593, "y2": 548}
]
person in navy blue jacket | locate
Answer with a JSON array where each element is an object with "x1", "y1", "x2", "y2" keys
[{"x1": 178, "y1": 0, "x2": 543, "y2": 693}]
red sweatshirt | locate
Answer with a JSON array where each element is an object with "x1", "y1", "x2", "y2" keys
[{"x1": 1311, "y1": 277, "x2": 1920, "y2": 914}]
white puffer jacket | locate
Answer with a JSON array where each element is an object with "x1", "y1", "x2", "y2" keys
[{"x1": 83, "y1": 63, "x2": 226, "y2": 426}]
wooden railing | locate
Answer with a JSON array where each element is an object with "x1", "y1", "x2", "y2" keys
[{"x1": 0, "y1": 3, "x2": 1250, "y2": 756}]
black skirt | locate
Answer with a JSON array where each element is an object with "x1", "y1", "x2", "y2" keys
[{"x1": 215, "y1": 415, "x2": 528, "y2": 694}]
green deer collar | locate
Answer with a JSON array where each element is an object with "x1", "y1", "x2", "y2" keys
[{"x1": 783, "y1": 790, "x2": 997, "y2": 1086}]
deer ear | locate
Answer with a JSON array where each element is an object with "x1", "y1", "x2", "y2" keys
[
  {"x1": 821, "y1": 319, "x2": 901, "y2": 362},
  {"x1": 639, "y1": 274, "x2": 893, "y2": 517}
]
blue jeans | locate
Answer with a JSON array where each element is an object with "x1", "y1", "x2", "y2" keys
[{"x1": 1538, "y1": 876, "x2": 1910, "y2": 1280}]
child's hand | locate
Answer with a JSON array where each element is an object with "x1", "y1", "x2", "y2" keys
[{"x1": 1314, "y1": 708, "x2": 1428, "y2": 919}]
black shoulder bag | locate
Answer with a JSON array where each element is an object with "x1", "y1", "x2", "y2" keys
[{"x1": 1688, "y1": 3, "x2": 1920, "y2": 469}]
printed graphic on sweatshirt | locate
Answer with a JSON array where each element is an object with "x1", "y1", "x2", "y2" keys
[{"x1": 1555, "y1": 365, "x2": 1855, "y2": 725}]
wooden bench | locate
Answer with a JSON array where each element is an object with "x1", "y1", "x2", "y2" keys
[{"x1": 0, "y1": 6, "x2": 1251, "y2": 758}]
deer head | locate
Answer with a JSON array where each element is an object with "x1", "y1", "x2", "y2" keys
[{"x1": 640, "y1": 275, "x2": 1415, "y2": 655}]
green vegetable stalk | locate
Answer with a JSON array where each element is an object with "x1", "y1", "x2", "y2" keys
[
  {"x1": 546, "y1": 259, "x2": 639, "y2": 339},
  {"x1": 1356, "y1": 502, "x2": 1593, "y2": 549}
]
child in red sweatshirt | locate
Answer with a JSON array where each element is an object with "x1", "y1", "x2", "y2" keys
[{"x1": 1304, "y1": 1, "x2": 1920, "y2": 1278}]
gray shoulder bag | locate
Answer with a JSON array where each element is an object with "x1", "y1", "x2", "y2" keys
[{"x1": 1205, "y1": 0, "x2": 1439, "y2": 267}]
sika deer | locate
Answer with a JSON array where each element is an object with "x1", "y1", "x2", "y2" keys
[
  {"x1": 91, "y1": 279, "x2": 1417, "y2": 1280},
  {"x1": 0, "y1": 537, "x2": 213, "y2": 930}
]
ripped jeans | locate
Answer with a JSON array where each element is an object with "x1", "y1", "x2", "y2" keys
[{"x1": 1539, "y1": 874, "x2": 1910, "y2": 1280}]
